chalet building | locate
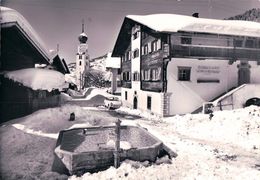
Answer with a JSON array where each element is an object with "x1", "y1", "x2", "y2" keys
[{"x1": 112, "y1": 14, "x2": 260, "y2": 116}]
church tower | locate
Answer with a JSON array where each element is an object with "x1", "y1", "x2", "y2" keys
[{"x1": 75, "y1": 20, "x2": 89, "y2": 90}]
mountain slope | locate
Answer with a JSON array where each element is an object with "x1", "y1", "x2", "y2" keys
[{"x1": 227, "y1": 8, "x2": 260, "y2": 22}]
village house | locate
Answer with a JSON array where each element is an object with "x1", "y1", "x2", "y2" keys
[
  {"x1": 0, "y1": 7, "x2": 68, "y2": 121},
  {"x1": 112, "y1": 14, "x2": 260, "y2": 116}
]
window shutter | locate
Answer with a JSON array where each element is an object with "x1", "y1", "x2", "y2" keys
[
  {"x1": 148, "y1": 42, "x2": 152, "y2": 53},
  {"x1": 129, "y1": 51, "x2": 132, "y2": 60},
  {"x1": 141, "y1": 46, "x2": 144, "y2": 55},
  {"x1": 157, "y1": 67, "x2": 161, "y2": 80},
  {"x1": 148, "y1": 69, "x2": 151, "y2": 80},
  {"x1": 157, "y1": 38, "x2": 161, "y2": 50},
  {"x1": 141, "y1": 70, "x2": 144, "y2": 80}
]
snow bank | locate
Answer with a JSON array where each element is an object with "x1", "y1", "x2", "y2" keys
[
  {"x1": 163, "y1": 106, "x2": 260, "y2": 151},
  {"x1": 69, "y1": 157, "x2": 173, "y2": 180},
  {"x1": 127, "y1": 14, "x2": 260, "y2": 37},
  {"x1": 4, "y1": 68, "x2": 68, "y2": 92},
  {"x1": 12, "y1": 124, "x2": 58, "y2": 139},
  {"x1": 116, "y1": 106, "x2": 161, "y2": 121},
  {"x1": 71, "y1": 88, "x2": 114, "y2": 101}
]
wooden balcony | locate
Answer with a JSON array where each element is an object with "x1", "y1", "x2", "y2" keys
[
  {"x1": 171, "y1": 45, "x2": 260, "y2": 60},
  {"x1": 141, "y1": 81, "x2": 163, "y2": 92},
  {"x1": 122, "y1": 81, "x2": 132, "y2": 88}
]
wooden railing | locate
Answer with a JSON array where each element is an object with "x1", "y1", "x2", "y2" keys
[
  {"x1": 141, "y1": 81, "x2": 163, "y2": 92},
  {"x1": 121, "y1": 81, "x2": 131, "y2": 88},
  {"x1": 171, "y1": 45, "x2": 260, "y2": 60}
]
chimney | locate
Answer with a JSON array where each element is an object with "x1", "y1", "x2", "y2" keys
[{"x1": 192, "y1": 13, "x2": 199, "y2": 18}]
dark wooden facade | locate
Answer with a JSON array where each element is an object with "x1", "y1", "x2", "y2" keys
[
  {"x1": 0, "y1": 20, "x2": 61, "y2": 122},
  {"x1": 1, "y1": 24, "x2": 50, "y2": 71},
  {"x1": 171, "y1": 32, "x2": 260, "y2": 61},
  {"x1": 140, "y1": 31, "x2": 168, "y2": 92},
  {"x1": 121, "y1": 44, "x2": 132, "y2": 88},
  {"x1": 0, "y1": 77, "x2": 60, "y2": 122}
]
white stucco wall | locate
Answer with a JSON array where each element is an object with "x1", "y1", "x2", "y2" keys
[
  {"x1": 166, "y1": 58, "x2": 260, "y2": 115},
  {"x1": 121, "y1": 88, "x2": 164, "y2": 116},
  {"x1": 213, "y1": 84, "x2": 260, "y2": 111},
  {"x1": 131, "y1": 26, "x2": 141, "y2": 90}
]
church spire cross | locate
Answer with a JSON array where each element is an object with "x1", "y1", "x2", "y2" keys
[{"x1": 82, "y1": 19, "x2": 85, "y2": 33}]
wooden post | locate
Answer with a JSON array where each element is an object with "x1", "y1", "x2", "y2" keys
[{"x1": 114, "y1": 119, "x2": 121, "y2": 168}]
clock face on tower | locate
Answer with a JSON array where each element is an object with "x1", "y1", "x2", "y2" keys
[{"x1": 78, "y1": 44, "x2": 88, "y2": 53}]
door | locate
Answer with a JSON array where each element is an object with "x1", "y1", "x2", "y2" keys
[
  {"x1": 238, "y1": 62, "x2": 251, "y2": 86},
  {"x1": 133, "y1": 96, "x2": 138, "y2": 109}
]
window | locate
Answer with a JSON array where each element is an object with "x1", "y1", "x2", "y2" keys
[
  {"x1": 122, "y1": 72, "x2": 131, "y2": 81},
  {"x1": 126, "y1": 72, "x2": 131, "y2": 81},
  {"x1": 133, "y1": 72, "x2": 139, "y2": 81},
  {"x1": 151, "y1": 68, "x2": 161, "y2": 81},
  {"x1": 133, "y1": 49, "x2": 139, "y2": 58},
  {"x1": 147, "y1": 96, "x2": 152, "y2": 110},
  {"x1": 152, "y1": 40, "x2": 157, "y2": 52},
  {"x1": 181, "y1": 36, "x2": 192, "y2": 44},
  {"x1": 144, "y1": 69, "x2": 150, "y2": 81},
  {"x1": 125, "y1": 91, "x2": 128, "y2": 100},
  {"x1": 79, "y1": 55, "x2": 82, "y2": 59},
  {"x1": 133, "y1": 32, "x2": 139, "y2": 40},
  {"x1": 142, "y1": 32, "x2": 148, "y2": 39},
  {"x1": 79, "y1": 61, "x2": 82, "y2": 66},
  {"x1": 245, "y1": 39, "x2": 254, "y2": 48},
  {"x1": 178, "y1": 67, "x2": 191, "y2": 81},
  {"x1": 234, "y1": 39, "x2": 243, "y2": 47},
  {"x1": 143, "y1": 44, "x2": 148, "y2": 55},
  {"x1": 148, "y1": 42, "x2": 152, "y2": 53},
  {"x1": 126, "y1": 51, "x2": 131, "y2": 61},
  {"x1": 121, "y1": 55, "x2": 125, "y2": 62}
]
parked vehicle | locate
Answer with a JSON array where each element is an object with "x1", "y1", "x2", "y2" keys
[
  {"x1": 104, "y1": 96, "x2": 122, "y2": 109},
  {"x1": 244, "y1": 97, "x2": 260, "y2": 107}
]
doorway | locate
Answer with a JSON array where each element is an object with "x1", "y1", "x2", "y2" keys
[
  {"x1": 133, "y1": 96, "x2": 138, "y2": 109},
  {"x1": 238, "y1": 62, "x2": 251, "y2": 86}
]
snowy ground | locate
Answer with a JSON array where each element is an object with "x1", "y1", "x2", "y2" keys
[
  {"x1": 69, "y1": 105, "x2": 260, "y2": 180},
  {"x1": 1, "y1": 88, "x2": 260, "y2": 179}
]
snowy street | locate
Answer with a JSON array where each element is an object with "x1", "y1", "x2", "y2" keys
[{"x1": 0, "y1": 88, "x2": 260, "y2": 179}]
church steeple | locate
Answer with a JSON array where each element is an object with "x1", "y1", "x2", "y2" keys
[{"x1": 78, "y1": 19, "x2": 88, "y2": 43}]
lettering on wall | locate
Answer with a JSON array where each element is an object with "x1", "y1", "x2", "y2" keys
[{"x1": 197, "y1": 65, "x2": 220, "y2": 74}]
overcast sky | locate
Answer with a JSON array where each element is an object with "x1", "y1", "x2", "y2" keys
[{"x1": 3, "y1": 0, "x2": 260, "y2": 63}]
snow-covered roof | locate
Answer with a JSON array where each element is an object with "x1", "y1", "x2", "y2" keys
[
  {"x1": 127, "y1": 14, "x2": 260, "y2": 37},
  {"x1": 105, "y1": 52, "x2": 120, "y2": 69},
  {"x1": 1, "y1": 6, "x2": 50, "y2": 60},
  {"x1": 4, "y1": 68, "x2": 68, "y2": 92}
]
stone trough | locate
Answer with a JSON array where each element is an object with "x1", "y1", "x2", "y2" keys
[{"x1": 54, "y1": 125, "x2": 176, "y2": 175}]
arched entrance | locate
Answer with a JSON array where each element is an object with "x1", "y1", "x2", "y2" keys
[{"x1": 133, "y1": 96, "x2": 138, "y2": 109}]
